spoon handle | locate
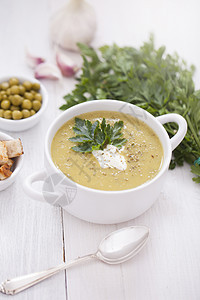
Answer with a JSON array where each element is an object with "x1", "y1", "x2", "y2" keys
[{"x1": 0, "y1": 254, "x2": 95, "y2": 295}]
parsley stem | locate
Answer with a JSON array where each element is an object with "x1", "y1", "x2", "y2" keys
[{"x1": 186, "y1": 114, "x2": 200, "y2": 151}]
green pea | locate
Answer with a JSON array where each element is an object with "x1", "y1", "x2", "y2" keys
[
  {"x1": 19, "y1": 85, "x2": 25, "y2": 95},
  {"x1": 30, "y1": 89, "x2": 36, "y2": 95},
  {"x1": 10, "y1": 85, "x2": 20, "y2": 95},
  {"x1": 22, "y1": 99, "x2": 32, "y2": 110},
  {"x1": 3, "y1": 110, "x2": 12, "y2": 119},
  {"x1": 32, "y1": 82, "x2": 40, "y2": 91},
  {"x1": 30, "y1": 109, "x2": 36, "y2": 116},
  {"x1": 1, "y1": 100, "x2": 10, "y2": 110},
  {"x1": 12, "y1": 110, "x2": 23, "y2": 120},
  {"x1": 24, "y1": 92, "x2": 33, "y2": 101},
  {"x1": 9, "y1": 77, "x2": 19, "y2": 86},
  {"x1": 0, "y1": 91, "x2": 6, "y2": 96},
  {"x1": 1, "y1": 82, "x2": 9, "y2": 90},
  {"x1": 34, "y1": 93, "x2": 42, "y2": 101},
  {"x1": 0, "y1": 109, "x2": 4, "y2": 118},
  {"x1": 23, "y1": 81, "x2": 32, "y2": 90},
  {"x1": 11, "y1": 94, "x2": 22, "y2": 106},
  {"x1": 32, "y1": 100, "x2": 41, "y2": 111},
  {"x1": 6, "y1": 88, "x2": 11, "y2": 96},
  {"x1": 22, "y1": 109, "x2": 31, "y2": 118},
  {"x1": 2, "y1": 94, "x2": 7, "y2": 100}
]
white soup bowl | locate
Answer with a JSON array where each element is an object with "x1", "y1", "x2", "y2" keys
[{"x1": 23, "y1": 100, "x2": 187, "y2": 224}]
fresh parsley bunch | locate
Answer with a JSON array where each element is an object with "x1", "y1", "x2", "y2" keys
[
  {"x1": 69, "y1": 118, "x2": 127, "y2": 152},
  {"x1": 61, "y1": 36, "x2": 200, "y2": 183}
]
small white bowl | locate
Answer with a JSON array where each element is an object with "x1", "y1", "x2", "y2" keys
[
  {"x1": 0, "y1": 132, "x2": 24, "y2": 191},
  {"x1": 0, "y1": 75, "x2": 48, "y2": 132}
]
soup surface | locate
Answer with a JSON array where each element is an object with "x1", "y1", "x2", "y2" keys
[{"x1": 51, "y1": 111, "x2": 163, "y2": 191}]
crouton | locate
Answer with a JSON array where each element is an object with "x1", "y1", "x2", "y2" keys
[
  {"x1": 0, "y1": 138, "x2": 23, "y2": 180},
  {"x1": 0, "y1": 164, "x2": 12, "y2": 180},
  {"x1": 2, "y1": 158, "x2": 14, "y2": 168},
  {"x1": 3, "y1": 138, "x2": 23, "y2": 158},
  {"x1": 0, "y1": 141, "x2": 8, "y2": 164}
]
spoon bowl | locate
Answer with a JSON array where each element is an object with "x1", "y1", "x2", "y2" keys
[{"x1": 97, "y1": 226, "x2": 149, "y2": 264}]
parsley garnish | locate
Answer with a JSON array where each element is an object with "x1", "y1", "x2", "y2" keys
[
  {"x1": 191, "y1": 158, "x2": 200, "y2": 183},
  {"x1": 60, "y1": 36, "x2": 200, "y2": 183},
  {"x1": 69, "y1": 118, "x2": 127, "y2": 153}
]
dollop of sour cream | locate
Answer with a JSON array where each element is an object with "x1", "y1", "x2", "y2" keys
[{"x1": 92, "y1": 144, "x2": 127, "y2": 171}]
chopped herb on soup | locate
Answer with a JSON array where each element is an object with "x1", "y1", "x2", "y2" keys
[{"x1": 69, "y1": 117, "x2": 127, "y2": 152}]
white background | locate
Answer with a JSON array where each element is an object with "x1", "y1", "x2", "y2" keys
[{"x1": 0, "y1": 0, "x2": 200, "y2": 299}]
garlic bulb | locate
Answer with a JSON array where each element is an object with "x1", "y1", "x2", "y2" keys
[{"x1": 49, "y1": 0, "x2": 97, "y2": 52}]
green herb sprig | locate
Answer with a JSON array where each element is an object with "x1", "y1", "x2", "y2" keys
[
  {"x1": 60, "y1": 36, "x2": 200, "y2": 183},
  {"x1": 69, "y1": 118, "x2": 127, "y2": 153}
]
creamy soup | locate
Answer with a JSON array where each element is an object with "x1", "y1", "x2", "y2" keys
[{"x1": 51, "y1": 111, "x2": 163, "y2": 191}]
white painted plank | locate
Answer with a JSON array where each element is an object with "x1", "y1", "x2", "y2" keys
[
  {"x1": 118, "y1": 167, "x2": 200, "y2": 300},
  {"x1": 63, "y1": 166, "x2": 200, "y2": 300},
  {"x1": 0, "y1": 0, "x2": 67, "y2": 299},
  {"x1": 60, "y1": 0, "x2": 200, "y2": 297},
  {"x1": 63, "y1": 213, "x2": 126, "y2": 300},
  {"x1": 0, "y1": 193, "x2": 66, "y2": 300}
]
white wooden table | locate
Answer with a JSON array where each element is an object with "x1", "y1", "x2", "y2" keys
[{"x1": 0, "y1": 0, "x2": 200, "y2": 299}]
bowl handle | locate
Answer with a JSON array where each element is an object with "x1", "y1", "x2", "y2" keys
[
  {"x1": 23, "y1": 169, "x2": 47, "y2": 202},
  {"x1": 156, "y1": 113, "x2": 187, "y2": 151}
]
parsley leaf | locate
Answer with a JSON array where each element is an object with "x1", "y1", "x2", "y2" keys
[
  {"x1": 191, "y1": 159, "x2": 200, "y2": 183},
  {"x1": 69, "y1": 118, "x2": 127, "y2": 153}
]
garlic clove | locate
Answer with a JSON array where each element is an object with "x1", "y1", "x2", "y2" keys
[
  {"x1": 56, "y1": 52, "x2": 79, "y2": 77},
  {"x1": 25, "y1": 48, "x2": 45, "y2": 68},
  {"x1": 34, "y1": 62, "x2": 62, "y2": 80}
]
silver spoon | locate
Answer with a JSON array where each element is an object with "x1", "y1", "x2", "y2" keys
[{"x1": 0, "y1": 225, "x2": 149, "y2": 295}]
